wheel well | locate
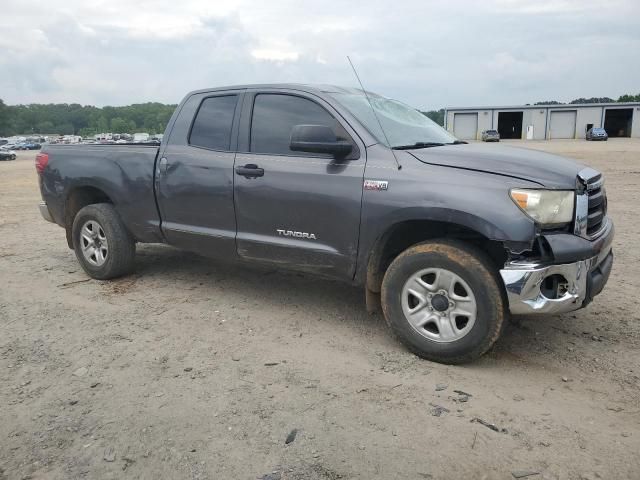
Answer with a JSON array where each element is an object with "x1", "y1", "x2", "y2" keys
[
  {"x1": 64, "y1": 187, "x2": 113, "y2": 248},
  {"x1": 366, "y1": 220, "x2": 508, "y2": 293}
]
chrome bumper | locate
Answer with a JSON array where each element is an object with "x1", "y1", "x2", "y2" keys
[
  {"x1": 39, "y1": 201, "x2": 54, "y2": 223},
  {"x1": 500, "y1": 245, "x2": 613, "y2": 315}
]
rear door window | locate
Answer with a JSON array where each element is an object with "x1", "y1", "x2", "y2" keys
[{"x1": 189, "y1": 95, "x2": 238, "y2": 150}]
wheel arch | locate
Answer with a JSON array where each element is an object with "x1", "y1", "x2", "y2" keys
[
  {"x1": 364, "y1": 218, "x2": 510, "y2": 296},
  {"x1": 64, "y1": 185, "x2": 115, "y2": 249}
]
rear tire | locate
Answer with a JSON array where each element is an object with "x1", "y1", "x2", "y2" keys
[
  {"x1": 72, "y1": 203, "x2": 136, "y2": 280},
  {"x1": 380, "y1": 240, "x2": 506, "y2": 364}
]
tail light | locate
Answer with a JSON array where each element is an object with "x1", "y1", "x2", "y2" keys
[{"x1": 35, "y1": 152, "x2": 49, "y2": 174}]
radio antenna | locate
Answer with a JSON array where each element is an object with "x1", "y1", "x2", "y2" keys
[{"x1": 347, "y1": 56, "x2": 401, "y2": 170}]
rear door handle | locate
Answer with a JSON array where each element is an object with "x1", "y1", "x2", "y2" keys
[
  {"x1": 158, "y1": 157, "x2": 168, "y2": 175},
  {"x1": 235, "y1": 164, "x2": 264, "y2": 178}
]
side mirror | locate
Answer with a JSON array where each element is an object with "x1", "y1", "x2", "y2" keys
[{"x1": 290, "y1": 124, "x2": 352, "y2": 158}]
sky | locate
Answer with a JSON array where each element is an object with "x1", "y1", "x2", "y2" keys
[{"x1": 1, "y1": 0, "x2": 639, "y2": 110}]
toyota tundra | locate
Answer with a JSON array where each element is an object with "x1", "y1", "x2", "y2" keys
[{"x1": 36, "y1": 84, "x2": 614, "y2": 363}]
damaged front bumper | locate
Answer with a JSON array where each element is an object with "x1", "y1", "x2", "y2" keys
[{"x1": 500, "y1": 222, "x2": 614, "y2": 315}]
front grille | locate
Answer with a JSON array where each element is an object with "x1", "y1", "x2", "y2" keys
[{"x1": 585, "y1": 173, "x2": 606, "y2": 237}]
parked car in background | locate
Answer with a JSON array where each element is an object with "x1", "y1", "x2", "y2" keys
[
  {"x1": 0, "y1": 149, "x2": 17, "y2": 161},
  {"x1": 586, "y1": 127, "x2": 608, "y2": 141},
  {"x1": 15, "y1": 143, "x2": 40, "y2": 150},
  {"x1": 481, "y1": 130, "x2": 500, "y2": 142}
]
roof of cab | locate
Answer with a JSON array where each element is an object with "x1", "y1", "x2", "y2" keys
[{"x1": 184, "y1": 83, "x2": 365, "y2": 97}]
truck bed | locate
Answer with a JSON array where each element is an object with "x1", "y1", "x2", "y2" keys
[{"x1": 39, "y1": 143, "x2": 163, "y2": 244}]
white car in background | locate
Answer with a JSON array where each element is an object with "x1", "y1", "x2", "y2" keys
[
  {"x1": 481, "y1": 129, "x2": 500, "y2": 142},
  {"x1": 0, "y1": 147, "x2": 17, "y2": 160}
]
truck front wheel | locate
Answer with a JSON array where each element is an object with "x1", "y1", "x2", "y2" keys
[
  {"x1": 72, "y1": 203, "x2": 136, "y2": 280},
  {"x1": 381, "y1": 240, "x2": 506, "y2": 364}
]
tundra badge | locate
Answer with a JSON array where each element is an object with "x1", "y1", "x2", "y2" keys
[
  {"x1": 364, "y1": 179, "x2": 389, "y2": 191},
  {"x1": 277, "y1": 229, "x2": 317, "y2": 240}
]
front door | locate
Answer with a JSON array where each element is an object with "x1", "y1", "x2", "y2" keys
[
  {"x1": 233, "y1": 91, "x2": 366, "y2": 279},
  {"x1": 157, "y1": 91, "x2": 242, "y2": 259}
]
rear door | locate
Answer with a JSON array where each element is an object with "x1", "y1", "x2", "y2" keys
[
  {"x1": 233, "y1": 89, "x2": 366, "y2": 279},
  {"x1": 157, "y1": 90, "x2": 243, "y2": 258}
]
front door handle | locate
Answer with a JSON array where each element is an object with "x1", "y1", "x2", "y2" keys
[{"x1": 235, "y1": 164, "x2": 264, "y2": 178}]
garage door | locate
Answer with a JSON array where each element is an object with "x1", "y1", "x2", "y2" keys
[
  {"x1": 549, "y1": 111, "x2": 577, "y2": 139},
  {"x1": 454, "y1": 113, "x2": 478, "y2": 140}
]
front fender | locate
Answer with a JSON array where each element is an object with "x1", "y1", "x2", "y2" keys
[
  {"x1": 355, "y1": 147, "x2": 539, "y2": 284},
  {"x1": 374, "y1": 206, "x2": 516, "y2": 242}
]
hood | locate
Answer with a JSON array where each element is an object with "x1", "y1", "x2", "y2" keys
[{"x1": 407, "y1": 143, "x2": 585, "y2": 189}]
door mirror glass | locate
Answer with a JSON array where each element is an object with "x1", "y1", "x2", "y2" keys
[{"x1": 290, "y1": 125, "x2": 352, "y2": 158}]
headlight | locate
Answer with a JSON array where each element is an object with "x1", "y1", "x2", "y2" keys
[{"x1": 510, "y1": 189, "x2": 574, "y2": 225}]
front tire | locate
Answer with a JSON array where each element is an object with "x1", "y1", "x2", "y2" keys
[
  {"x1": 381, "y1": 240, "x2": 506, "y2": 364},
  {"x1": 72, "y1": 203, "x2": 136, "y2": 280}
]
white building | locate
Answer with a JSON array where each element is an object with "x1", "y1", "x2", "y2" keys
[{"x1": 445, "y1": 102, "x2": 640, "y2": 140}]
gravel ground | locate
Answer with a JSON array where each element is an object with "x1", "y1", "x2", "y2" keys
[{"x1": 1, "y1": 140, "x2": 639, "y2": 480}]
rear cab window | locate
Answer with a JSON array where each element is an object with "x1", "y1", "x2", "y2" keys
[{"x1": 189, "y1": 95, "x2": 239, "y2": 150}]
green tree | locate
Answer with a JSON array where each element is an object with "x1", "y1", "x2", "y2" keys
[
  {"x1": 421, "y1": 109, "x2": 445, "y2": 126},
  {"x1": 89, "y1": 112, "x2": 109, "y2": 133},
  {"x1": 57, "y1": 123, "x2": 75, "y2": 135},
  {"x1": 570, "y1": 97, "x2": 615, "y2": 104},
  {"x1": 79, "y1": 127, "x2": 97, "y2": 137},
  {"x1": 0, "y1": 99, "x2": 10, "y2": 136},
  {"x1": 35, "y1": 121, "x2": 55, "y2": 133},
  {"x1": 618, "y1": 93, "x2": 640, "y2": 102},
  {"x1": 110, "y1": 117, "x2": 128, "y2": 133},
  {"x1": 1, "y1": 101, "x2": 177, "y2": 137}
]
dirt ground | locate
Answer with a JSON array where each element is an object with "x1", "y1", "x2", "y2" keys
[{"x1": 1, "y1": 139, "x2": 639, "y2": 480}]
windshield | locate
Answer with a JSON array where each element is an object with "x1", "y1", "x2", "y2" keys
[{"x1": 330, "y1": 91, "x2": 458, "y2": 148}]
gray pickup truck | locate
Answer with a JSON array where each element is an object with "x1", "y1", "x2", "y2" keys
[{"x1": 36, "y1": 84, "x2": 614, "y2": 364}]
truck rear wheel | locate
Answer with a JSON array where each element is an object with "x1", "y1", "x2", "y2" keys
[
  {"x1": 72, "y1": 203, "x2": 136, "y2": 280},
  {"x1": 381, "y1": 240, "x2": 506, "y2": 364}
]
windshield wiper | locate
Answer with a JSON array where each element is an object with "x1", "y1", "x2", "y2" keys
[
  {"x1": 447, "y1": 140, "x2": 468, "y2": 145},
  {"x1": 392, "y1": 142, "x2": 445, "y2": 150}
]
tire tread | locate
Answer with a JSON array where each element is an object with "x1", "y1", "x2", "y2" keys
[
  {"x1": 381, "y1": 239, "x2": 506, "y2": 364},
  {"x1": 72, "y1": 203, "x2": 136, "y2": 280}
]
